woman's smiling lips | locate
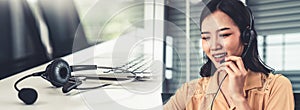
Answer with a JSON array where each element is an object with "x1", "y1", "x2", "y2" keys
[{"x1": 212, "y1": 52, "x2": 227, "y2": 63}]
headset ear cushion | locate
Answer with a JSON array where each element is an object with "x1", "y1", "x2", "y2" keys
[
  {"x1": 242, "y1": 28, "x2": 251, "y2": 44},
  {"x1": 46, "y1": 59, "x2": 71, "y2": 87}
]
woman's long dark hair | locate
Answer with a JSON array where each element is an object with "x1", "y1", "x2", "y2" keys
[{"x1": 199, "y1": 0, "x2": 274, "y2": 77}]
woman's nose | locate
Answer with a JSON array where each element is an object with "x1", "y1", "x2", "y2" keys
[{"x1": 210, "y1": 36, "x2": 223, "y2": 51}]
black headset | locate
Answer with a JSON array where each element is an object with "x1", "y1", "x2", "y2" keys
[
  {"x1": 14, "y1": 58, "x2": 136, "y2": 105},
  {"x1": 241, "y1": 6, "x2": 255, "y2": 58}
]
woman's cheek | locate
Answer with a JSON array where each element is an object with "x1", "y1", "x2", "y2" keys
[
  {"x1": 202, "y1": 40, "x2": 209, "y2": 49},
  {"x1": 223, "y1": 39, "x2": 235, "y2": 52},
  {"x1": 223, "y1": 42, "x2": 230, "y2": 51},
  {"x1": 202, "y1": 42, "x2": 210, "y2": 53}
]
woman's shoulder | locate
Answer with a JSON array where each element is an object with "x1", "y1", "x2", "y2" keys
[
  {"x1": 266, "y1": 73, "x2": 293, "y2": 91},
  {"x1": 267, "y1": 73, "x2": 291, "y2": 84}
]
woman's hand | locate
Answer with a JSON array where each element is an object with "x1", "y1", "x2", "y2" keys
[{"x1": 223, "y1": 56, "x2": 248, "y2": 102}]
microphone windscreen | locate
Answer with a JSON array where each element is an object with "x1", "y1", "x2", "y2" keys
[{"x1": 18, "y1": 88, "x2": 38, "y2": 105}]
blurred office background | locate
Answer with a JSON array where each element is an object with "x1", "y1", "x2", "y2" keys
[
  {"x1": 0, "y1": 0, "x2": 145, "y2": 79},
  {"x1": 1, "y1": 0, "x2": 300, "y2": 105}
]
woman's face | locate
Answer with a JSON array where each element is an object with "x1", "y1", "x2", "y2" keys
[{"x1": 201, "y1": 10, "x2": 244, "y2": 67}]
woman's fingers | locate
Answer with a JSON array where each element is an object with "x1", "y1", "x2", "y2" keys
[
  {"x1": 224, "y1": 61, "x2": 240, "y2": 74},
  {"x1": 225, "y1": 56, "x2": 247, "y2": 73},
  {"x1": 217, "y1": 56, "x2": 248, "y2": 103},
  {"x1": 224, "y1": 64, "x2": 234, "y2": 76}
]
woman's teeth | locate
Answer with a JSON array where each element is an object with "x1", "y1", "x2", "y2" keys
[{"x1": 213, "y1": 53, "x2": 226, "y2": 58}]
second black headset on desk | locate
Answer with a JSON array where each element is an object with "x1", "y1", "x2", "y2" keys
[{"x1": 14, "y1": 58, "x2": 137, "y2": 105}]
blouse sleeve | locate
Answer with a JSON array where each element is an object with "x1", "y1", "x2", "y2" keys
[
  {"x1": 163, "y1": 82, "x2": 189, "y2": 110},
  {"x1": 265, "y1": 75, "x2": 294, "y2": 110}
]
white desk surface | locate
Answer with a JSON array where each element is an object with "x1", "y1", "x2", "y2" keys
[{"x1": 0, "y1": 39, "x2": 163, "y2": 110}]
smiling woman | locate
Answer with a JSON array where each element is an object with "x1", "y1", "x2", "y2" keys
[{"x1": 164, "y1": 0, "x2": 294, "y2": 110}]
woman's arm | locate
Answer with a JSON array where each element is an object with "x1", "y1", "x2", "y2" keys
[{"x1": 163, "y1": 82, "x2": 189, "y2": 110}]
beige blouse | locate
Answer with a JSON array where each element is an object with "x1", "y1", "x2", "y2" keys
[{"x1": 164, "y1": 71, "x2": 294, "y2": 110}]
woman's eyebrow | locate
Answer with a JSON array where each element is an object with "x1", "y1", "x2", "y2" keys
[
  {"x1": 201, "y1": 31, "x2": 210, "y2": 34},
  {"x1": 217, "y1": 27, "x2": 230, "y2": 32},
  {"x1": 201, "y1": 27, "x2": 230, "y2": 34}
]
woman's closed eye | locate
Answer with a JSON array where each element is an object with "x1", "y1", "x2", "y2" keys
[
  {"x1": 202, "y1": 36, "x2": 211, "y2": 40},
  {"x1": 219, "y1": 33, "x2": 232, "y2": 37}
]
